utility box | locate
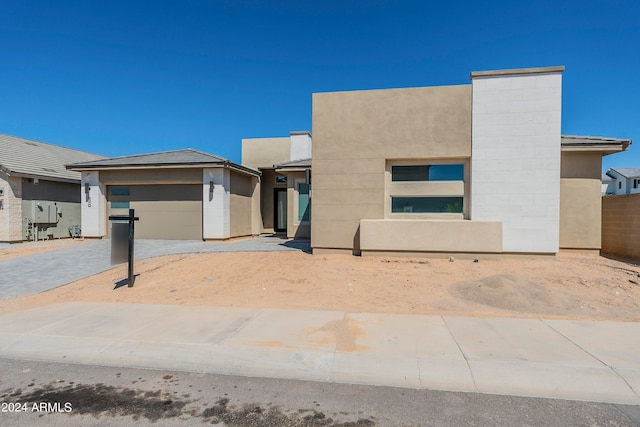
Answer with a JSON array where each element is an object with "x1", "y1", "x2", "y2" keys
[{"x1": 34, "y1": 201, "x2": 58, "y2": 224}]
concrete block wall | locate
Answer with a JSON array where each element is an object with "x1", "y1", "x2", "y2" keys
[
  {"x1": 602, "y1": 194, "x2": 640, "y2": 260},
  {"x1": 471, "y1": 67, "x2": 563, "y2": 253},
  {"x1": 0, "y1": 174, "x2": 23, "y2": 242}
]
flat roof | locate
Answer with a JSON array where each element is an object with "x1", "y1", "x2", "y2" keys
[
  {"x1": 561, "y1": 135, "x2": 631, "y2": 154},
  {"x1": 471, "y1": 66, "x2": 565, "y2": 79}
]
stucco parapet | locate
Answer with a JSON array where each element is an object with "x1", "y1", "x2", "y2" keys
[{"x1": 470, "y1": 66, "x2": 565, "y2": 79}]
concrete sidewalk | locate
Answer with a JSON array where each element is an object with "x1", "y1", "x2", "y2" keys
[
  {"x1": 0, "y1": 236, "x2": 310, "y2": 299},
  {"x1": 0, "y1": 302, "x2": 638, "y2": 405}
]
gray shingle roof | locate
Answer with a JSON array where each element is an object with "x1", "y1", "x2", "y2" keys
[
  {"x1": 0, "y1": 133, "x2": 106, "y2": 183},
  {"x1": 609, "y1": 168, "x2": 640, "y2": 179},
  {"x1": 67, "y1": 148, "x2": 260, "y2": 176},
  {"x1": 602, "y1": 173, "x2": 614, "y2": 182},
  {"x1": 274, "y1": 158, "x2": 312, "y2": 169}
]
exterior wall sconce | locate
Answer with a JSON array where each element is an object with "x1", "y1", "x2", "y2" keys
[
  {"x1": 209, "y1": 181, "x2": 215, "y2": 193},
  {"x1": 85, "y1": 183, "x2": 90, "y2": 194}
]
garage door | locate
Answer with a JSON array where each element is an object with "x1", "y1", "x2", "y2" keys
[{"x1": 107, "y1": 185, "x2": 202, "y2": 240}]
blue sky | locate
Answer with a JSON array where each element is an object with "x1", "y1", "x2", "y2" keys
[{"x1": 1, "y1": 0, "x2": 638, "y2": 171}]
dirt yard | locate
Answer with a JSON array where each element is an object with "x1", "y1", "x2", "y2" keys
[{"x1": 1, "y1": 245, "x2": 639, "y2": 321}]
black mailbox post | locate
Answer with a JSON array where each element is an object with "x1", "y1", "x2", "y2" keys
[{"x1": 108, "y1": 209, "x2": 139, "y2": 287}]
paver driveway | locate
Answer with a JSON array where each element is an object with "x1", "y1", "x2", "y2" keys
[{"x1": 0, "y1": 236, "x2": 310, "y2": 299}]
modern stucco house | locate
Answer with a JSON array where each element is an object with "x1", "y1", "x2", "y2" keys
[
  {"x1": 310, "y1": 66, "x2": 631, "y2": 256},
  {"x1": 242, "y1": 132, "x2": 312, "y2": 239},
  {"x1": 67, "y1": 149, "x2": 261, "y2": 240},
  {"x1": 58, "y1": 65, "x2": 632, "y2": 255},
  {"x1": 0, "y1": 134, "x2": 106, "y2": 242}
]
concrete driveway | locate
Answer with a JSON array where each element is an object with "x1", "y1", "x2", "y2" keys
[{"x1": 0, "y1": 236, "x2": 310, "y2": 299}]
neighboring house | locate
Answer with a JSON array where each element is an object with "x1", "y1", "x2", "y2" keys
[
  {"x1": 602, "y1": 168, "x2": 640, "y2": 195},
  {"x1": 0, "y1": 134, "x2": 106, "y2": 243},
  {"x1": 310, "y1": 66, "x2": 632, "y2": 256},
  {"x1": 66, "y1": 149, "x2": 261, "y2": 240},
  {"x1": 602, "y1": 173, "x2": 616, "y2": 195},
  {"x1": 241, "y1": 132, "x2": 312, "y2": 239}
]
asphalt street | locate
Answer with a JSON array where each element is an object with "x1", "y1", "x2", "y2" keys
[{"x1": 1, "y1": 358, "x2": 638, "y2": 427}]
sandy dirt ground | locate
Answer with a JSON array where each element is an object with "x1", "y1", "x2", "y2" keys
[{"x1": 1, "y1": 246, "x2": 639, "y2": 321}]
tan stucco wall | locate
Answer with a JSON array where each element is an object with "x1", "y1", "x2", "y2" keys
[
  {"x1": 559, "y1": 179, "x2": 601, "y2": 249},
  {"x1": 242, "y1": 137, "x2": 291, "y2": 169},
  {"x1": 259, "y1": 169, "x2": 287, "y2": 232},
  {"x1": 282, "y1": 170, "x2": 310, "y2": 239},
  {"x1": 602, "y1": 194, "x2": 640, "y2": 260},
  {"x1": 560, "y1": 151, "x2": 602, "y2": 179},
  {"x1": 230, "y1": 171, "x2": 254, "y2": 237},
  {"x1": 251, "y1": 176, "x2": 262, "y2": 235},
  {"x1": 0, "y1": 173, "x2": 23, "y2": 242},
  {"x1": 359, "y1": 219, "x2": 502, "y2": 253},
  {"x1": 99, "y1": 168, "x2": 202, "y2": 185},
  {"x1": 311, "y1": 84, "x2": 472, "y2": 251},
  {"x1": 559, "y1": 152, "x2": 603, "y2": 249}
]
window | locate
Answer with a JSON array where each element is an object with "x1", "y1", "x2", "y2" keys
[
  {"x1": 275, "y1": 175, "x2": 287, "y2": 184},
  {"x1": 391, "y1": 164, "x2": 464, "y2": 182},
  {"x1": 634, "y1": 179, "x2": 638, "y2": 189},
  {"x1": 619, "y1": 182, "x2": 622, "y2": 189},
  {"x1": 298, "y1": 183, "x2": 310, "y2": 222},
  {"x1": 110, "y1": 187, "x2": 130, "y2": 196},
  {"x1": 110, "y1": 201, "x2": 130, "y2": 209},
  {"x1": 391, "y1": 196, "x2": 463, "y2": 214}
]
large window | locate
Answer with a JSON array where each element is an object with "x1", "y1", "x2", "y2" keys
[
  {"x1": 391, "y1": 164, "x2": 464, "y2": 182},
  {"x1": 110, "y1": 201, "x2": 130, "y2": 209},
  {"x1": 391, "y1": 196, "x2": 463, "y2": 214},
  {"x1": 298, "y1": 183, "x2": 310, "y2": 222}
]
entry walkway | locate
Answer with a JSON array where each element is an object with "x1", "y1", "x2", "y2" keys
[
  {"x1": 0, "y1": 236, "x2": 310, "y2": 299},
  {"x1": 0, "y1": 302, "x2": 638, "y2": 405}
]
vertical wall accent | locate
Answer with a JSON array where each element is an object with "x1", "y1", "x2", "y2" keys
[
  {"x1": 203, "y1": 168, "x2": 230, "y2": 239},
  {"x1": 0, "y1": 173, "x2": 23, "y2": 242},
  {"x1": 289, "y1": 131, "x2": 312, "y2": 161},
  {"x1": 471, "y1": 67, "x2": 563, "y2": 253},
  {"x1": 81, "y1": 171, "x2": 103, "y2": 237}
]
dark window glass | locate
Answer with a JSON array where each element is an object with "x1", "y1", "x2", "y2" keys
[
  {"x1": 110, "y1": 187, "x2": 130, "y2": 196},
  {"x1": 391, "y1": 165, "x2": 429, "y2": 181},
  {"x1": 298, "y1": 183, "x2": 310, "y2": 222},
  {"x1": 392, "y1": 164, "x2": 464, "y2": 181},
  {"x1": 110, "y1": 201, "x2": 130, "y2": 209},
  {"x1": 428, "y1": 164, "x2": 464, "y2": 181},
  {"x1": 391, "y1": 196, "x2": 463, "y2": 213}
]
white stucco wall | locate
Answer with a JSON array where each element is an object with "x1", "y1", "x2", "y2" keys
[
  {"x1": 0, "y1": 173, "x2": 23, "y2": 242},
  {"x1": 80, "y1": 171, "x2": 104, "y2": 237},
  {"x1": 289, "y1": 131, "x2": 312, "y2": 161},
  {"x1": 202, "y1": 168, "x2": 230, "y2": 239},
  {"x1": 471, "y1": 70, "x2": 563, "y2": 253}
]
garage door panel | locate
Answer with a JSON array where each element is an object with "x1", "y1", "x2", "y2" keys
[{"x1": 107, "y1": 184, "x2": 202, "y2": 240}]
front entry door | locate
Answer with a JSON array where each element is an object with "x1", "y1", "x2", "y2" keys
[{"x1": 274, "y1": 188, "x2": 287, "y2": 233}]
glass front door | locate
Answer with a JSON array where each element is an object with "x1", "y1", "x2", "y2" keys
[{"x1": 274, "y1": 188, "x2": 287, "y2": 232}]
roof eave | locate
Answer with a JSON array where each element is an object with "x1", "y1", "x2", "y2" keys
[
  {"x1": 67, "y1": 162, "x2": 261, "y2": 177},
  {"x1": 275, "y1": 167, "x2": 309, "y2": 173},
  {"x1": 66, "y1": 162, "x2": 226, "y2": 171}
]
